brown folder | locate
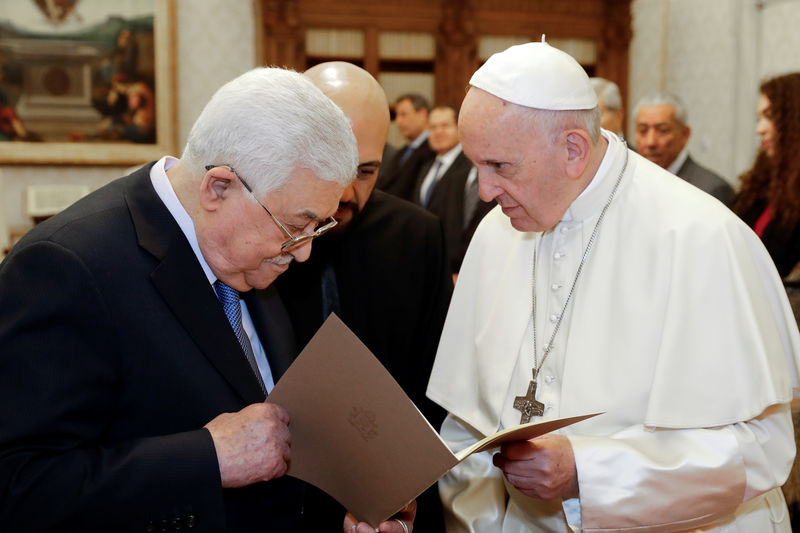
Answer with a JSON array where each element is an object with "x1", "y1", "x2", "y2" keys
[{"x1": 267, "y1": 313, "x2": 599, "y2": 527}]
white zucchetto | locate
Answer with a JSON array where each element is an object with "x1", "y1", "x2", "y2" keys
[{"x1": 470, "y1": 40, "x2": 598, "y2": 111}]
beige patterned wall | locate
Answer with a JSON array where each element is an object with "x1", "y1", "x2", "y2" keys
[
  {"x1": 629, "y1": 0, "x2": 800, "y2": 188},
  {"x1": 176, "y1": 0, "x2": 258, "y2": 151},
  {"x1": 761, "y1": 1, "x2": 800, "y2": 77}
]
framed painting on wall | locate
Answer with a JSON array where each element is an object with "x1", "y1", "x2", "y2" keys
[{"x1": 0, "y1": 0, "x2": 176, "y2": 165}]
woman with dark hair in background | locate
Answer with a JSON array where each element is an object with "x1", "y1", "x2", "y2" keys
[
  {"x1": 733, "y1": 72, "x2": 800, "y2": 278},
  {"x1": 733, "y1": 71, "x2": 800, "y2": 531}
]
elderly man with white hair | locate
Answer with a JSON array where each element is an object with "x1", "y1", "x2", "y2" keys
[
  {"x1": 589, "y1": 77, "x2": 624, "y2": 138},
  {"x1": 634, "y1": 92, "x2": 733, "y2": 204},
  {"x1": 0, "y1": 68, "x2": 359, "y2": 531},
  {"x1": 425, "y1": 40, "x2": 800, "y2": 532}
]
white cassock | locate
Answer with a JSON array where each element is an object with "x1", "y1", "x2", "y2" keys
[{"x1": 427, "y1": 131, "x2": 800, "y2": 532}]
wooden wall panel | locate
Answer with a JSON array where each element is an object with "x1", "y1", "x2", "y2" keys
[{"x1": 259, "y1": 0, "x2": 631, "y2": 113}]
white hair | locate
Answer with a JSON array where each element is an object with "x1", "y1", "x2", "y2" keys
[
  {"x1": 633, "y1": 92, "x2": 688, "y2": 127},
  {"x1": 181, "y1": 67, "x2": 358, "y2": 194},
  {"x1": 589, "y1": 77, "x2": 622, "y2": 111},
  {"x1": 515, "y1": 104, "x2": 602, "y2": 145}
]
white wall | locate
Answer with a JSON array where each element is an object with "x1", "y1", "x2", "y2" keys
[
  {"x1": 0, "y1": 0, "x2": 258, "y2": 250},
  {"x1": 175, "y1": 0, "x2": 259, "y2": 151},
  {"x1": 629, "y1": 0, "x2": 800, "y2": 187}
]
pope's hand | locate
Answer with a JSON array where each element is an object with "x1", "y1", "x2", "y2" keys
[
  {"x1": 492, "y1": 433, "x2": 578, "y2": 500},
  {"x1": 343, "y1": 501, "x2": 416, "y2": 533},
  {"x1": 204, "y1": 402, "x2": 291, "y2": 488}
]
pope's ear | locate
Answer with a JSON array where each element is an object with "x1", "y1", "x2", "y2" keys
[
  {"x1": 199, "y1": 167, "x2": 234, "y2": 211},
  {"x1": 564, "y1": 130, "x2": 591, "y2": 180}
]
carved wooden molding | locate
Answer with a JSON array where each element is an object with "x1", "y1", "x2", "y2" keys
[{"x1": 259, "y1": 0, "x2": 631, "y2": 112}]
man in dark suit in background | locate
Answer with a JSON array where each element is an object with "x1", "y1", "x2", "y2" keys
[
  {"x1": 634, "y1": 92, "x2": 734, "y2": 204},
  {"x1": 415, "y1": 105, "x2": 471, "y2": 213},
  {"x1": 417, "y1": 105, "x2": 495, "y2": 278},
  {"x1": 275, "y1": 62, "x2": 451, "y2": 533},
  {"x1": 438, "y1": 164, "x2": 495, "y2": 278},
  {"x1": 376, "y1": 93, "x2": 435, "y2": 201},
  {"x1": 0, "y1": 68, "x2": 363, "y2": 532}
]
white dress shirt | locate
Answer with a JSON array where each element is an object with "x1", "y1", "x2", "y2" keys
[
  {"x1": 149, "y1": 156, "x2": 276, "y2": 393},
  {"x1": 419, "y1": 144, "x2": 463, "y2": 205}
]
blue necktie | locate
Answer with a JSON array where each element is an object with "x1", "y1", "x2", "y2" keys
[
  {"x1": 423, "y1": 160, "x2": 444, "y2": 207},
  {"x1": 213, "y1": 281, "x2": 266, "y2": 394},
  {"x1": 399, "y1": 145, "x2": 414, "y2": 165},
  {"x1": 320, "y1": 263, "x2": 341, "y2": 320}
]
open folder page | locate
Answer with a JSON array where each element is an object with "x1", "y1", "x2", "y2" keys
[{"x1": 267, "y1": 313, "x2": 600, "y2": 527}]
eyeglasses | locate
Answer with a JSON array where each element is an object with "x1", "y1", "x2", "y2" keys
[{"x1": 205, "y1": 164, "x2": 337, "y2": 252}]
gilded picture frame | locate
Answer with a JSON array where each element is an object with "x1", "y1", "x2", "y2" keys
[{"x1": 0, "y1": 0, "x2": 176, "y2": 165}]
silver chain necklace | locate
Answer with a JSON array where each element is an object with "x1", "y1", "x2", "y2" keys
[{"x1": 513, "y1": 145, "x2": 629, "y2": 424}]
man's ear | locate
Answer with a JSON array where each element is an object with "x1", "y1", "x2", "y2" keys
[
  {"x1": 564, "y1": 130, "x2": 591, "y2": 179},
  {"x1": 199, "y1": 167, "x2": 234, "y2": 212},
  {"x1": 681, "y1": 125, "x2": 692, "y2": 147}
]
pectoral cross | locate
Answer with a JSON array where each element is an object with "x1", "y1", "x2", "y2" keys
[{"x1": 513, "y1": 370, "x2": 545, "y2": 424}]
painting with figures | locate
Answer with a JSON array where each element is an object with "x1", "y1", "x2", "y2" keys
[{"x1": 0, "y1": 0, "x2": 175, "y2": 164}]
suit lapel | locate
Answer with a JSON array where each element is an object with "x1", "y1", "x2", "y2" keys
[
  {"x1": 376, "y1": 143, "x2": 410, "y2": 193},
  {"x1": 243, "y1": 287, "x2": 297, "y2": 384},
  {"x1": 124, "y1": 165, "x2": 266, "y2": 404},
  {"x1": 445, "y1": 168, "x2": 469, "y2": 222},
  {"x1": 414, "y1": 159, "x2": 436, "y2": 204},
  {"x1": 430, "y1": 151, "x2": 472, "y2": 216},
  {"x1": 467, "y1": 199, "x2": 496, "y2": 235}
]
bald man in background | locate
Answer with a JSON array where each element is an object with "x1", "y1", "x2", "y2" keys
[
  {"x1": 377, "y1": 94, "x2": 435, "y2": 201},
  {"x1": 274, "y1": 62, "x2": 451, "y2": 533}
]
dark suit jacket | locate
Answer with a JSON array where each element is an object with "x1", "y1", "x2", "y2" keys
[
  {"x1": 376, "y1": 138, "x2": 436, "y2": 202},
  {"x1": 275, "y1": 190, "x2": 452, "y2": 532},
  {"x1": 380, "y1": 142, "x2": 398, "y2": 175},
  {"x1": 413, "y1": 150, "x2": 474, "y2": 217},
  {"x1": 677, "y1": 155, "x2": 733, "y2": 205},
  {"x1": 437, "y1": 161, "x2": 496, "y2": 273},
  {"x1": 0, "y1": 163, "x2": 304, "y2": 532},
  {"x1": 739, "y1": 199, "x2": 800, "y2": 279}
]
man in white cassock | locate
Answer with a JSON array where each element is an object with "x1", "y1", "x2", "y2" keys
[{"x1": 425, "y1": 40, "x2": 800, "y2": 532}]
